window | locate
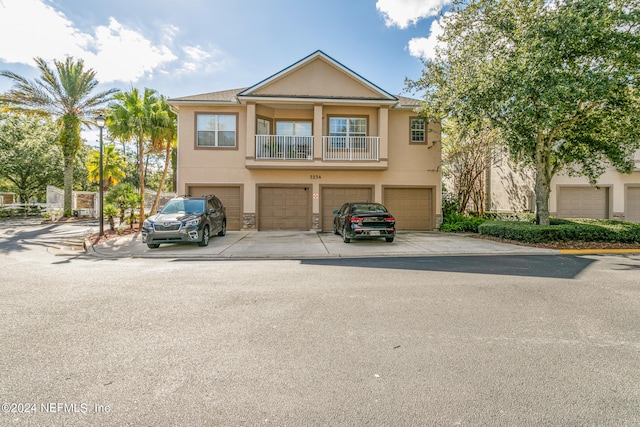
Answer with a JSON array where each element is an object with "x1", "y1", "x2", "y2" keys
[
  {"x1": 276, "y1": 121, "x2": 312, "y2": 136},
  {"x1": 197, "y1": 114, "x2": 237, "y2": 147},
  {"x1": 329, "y1": 117, "x2": 367, "y2": 148},
  {"x1": 257, "y1": 117, "x2": 271, "y2": 135},
  {"x1": 410, "y1": 117, "x2": 426, "y2": 143}
]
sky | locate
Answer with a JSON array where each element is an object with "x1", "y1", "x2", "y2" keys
[{"x1": 0, "y1": 0, "x2": 449, "y2": 143}]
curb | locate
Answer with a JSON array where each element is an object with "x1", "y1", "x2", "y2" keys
[{"x1": 558, "y1": 248, "x2": 640, "y2": 255}]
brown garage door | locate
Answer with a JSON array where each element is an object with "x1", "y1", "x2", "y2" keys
[
  {"x1": 383, "y1": 187, "x2": 433, "y2": 231},
  {"x1": 557, "y1": 187, "x2": 608, "y2": 219},
  {"x1": 626, "y1": 186, "x2": 640, "y2": 223},
  {"x1": 259, "y1": 186, "x2": 310, "y2": 230},
  {"x1": 188, "y1": 186, "x2": 242, "y2": 230},
  {"x1": 320, "y1": 186, "x2": 373, "y2": 232}
]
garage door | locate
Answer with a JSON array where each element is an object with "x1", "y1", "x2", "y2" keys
[
  {"x1": 188, "y1": 186, "x2": 242, "y2": 230},
  {"x1": 626, "y1": 186, "x2": 640, "y2": 223},
  {"x1": 383, "y1": 187, "x2": 433, "y2": 231},
  {"x1": 320, "y1": 186, "x2": 373, "y2": 232},
  {"x1": 259, "y1": 186, "x2": 310, "y2": 230},
  {"x1": 557, "y1": 187, "x2": 608, "y2": 219}
]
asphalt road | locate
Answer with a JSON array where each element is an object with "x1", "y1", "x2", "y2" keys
[{"x1": 1, "y1": 219, "x2": 639, "y2": 426}]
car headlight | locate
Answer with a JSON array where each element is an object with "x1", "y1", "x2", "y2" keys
[
  {"x1": 143, "y1": 220, "x2": 153, "y2": 228},
  {"x1": 183, "y1": 218, "x2": 200, "y2": 227}
]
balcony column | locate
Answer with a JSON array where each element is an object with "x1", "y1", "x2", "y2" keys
[
  {"x1": 314, "y1": 104, "x2": 323, "y2": 160},
  {"x1": 378, "y1": 106, "x2": 389, "y2": 161},
  {"x1": 246, "y1": 102, "x2": 256, "y2": 159}
]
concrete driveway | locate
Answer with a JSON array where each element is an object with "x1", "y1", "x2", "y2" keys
[{"x1": 89, "y1": 229, "x2": 558, "y2": 259}]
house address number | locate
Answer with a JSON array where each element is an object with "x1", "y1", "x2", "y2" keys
[{"x1": 310, "y1": 175, "x2": 321, "y2": 179}]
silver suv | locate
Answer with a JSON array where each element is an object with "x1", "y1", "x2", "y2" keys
[{"x1": 142, "y1": 195, "x2": 226, "y2": 249}]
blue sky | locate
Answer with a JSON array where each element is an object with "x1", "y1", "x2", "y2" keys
[{"x1": 0, "y1": 0, "x2": 450, "y2": 99}]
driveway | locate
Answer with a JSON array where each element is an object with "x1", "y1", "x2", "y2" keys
[{"x1": 88, "y1": 229, "x2": 558, "y2": 259}]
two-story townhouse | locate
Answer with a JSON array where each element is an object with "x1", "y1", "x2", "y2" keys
[
  {"x1": 168, "y1": 51, "x2": 441, "y2": 231},
  {"x1": 485, "y1": 149, "x2": 640, "y2": 222},
  {"x1": 548, "y1": 149, "x2": 640, "y2": 222}
]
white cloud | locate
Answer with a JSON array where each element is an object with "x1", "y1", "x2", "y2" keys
[
  {"x1": 84, "y1": 18, "x2": 177, "y2": 83},
  {"x1": 0, "y1": 0, "x2": 89, "y2": 63},
  {"x1": 0, "y1": 0, "x2": 176, "y2": 84},
  {"x1": 177, "y1": 45, "x2": 228, "y2": 74},
  {"x1": 376, "y1": 0, "x2": 450, "y2": 29},
  {"x1": 407, "y1": 18, "x2": 445, "y2": 60}
]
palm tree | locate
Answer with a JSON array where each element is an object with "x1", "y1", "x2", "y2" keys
[
  {"x1": 0, "y1": 57, "x2": 118, "y2": 215},
  {"x1": 107, "y1": 88, "x2": 158, "y2": 222},
  {"x1": 148, "y1": 95, "x2": 177, "y2": 214},
  {"x1": 87, "y1": 144, "x2": 126, "y2": 191}
]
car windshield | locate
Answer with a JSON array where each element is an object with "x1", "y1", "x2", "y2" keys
[
  {"x1": 351, "y1": 203, "x2": 388, "y2": 214},
  {"x1": 160, "y1": 199, "x2": 205, "y2": 214}
]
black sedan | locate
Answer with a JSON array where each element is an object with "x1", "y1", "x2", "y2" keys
[{"x1": 333, "y1": 202, "x2": 396, "y2": 243}]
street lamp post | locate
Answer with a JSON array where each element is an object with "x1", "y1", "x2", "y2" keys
[{"x1": 95, "y1": 115, "x2": 106, "y2": 237}]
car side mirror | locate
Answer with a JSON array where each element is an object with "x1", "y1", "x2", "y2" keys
[
  {"x1": 208, "y1": 208, "x2": 216, "y2": 215},
  {"x1": 333, "y1": 210, "x2": 340, "y2": 215}
]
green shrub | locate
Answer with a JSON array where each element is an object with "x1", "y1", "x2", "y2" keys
[
  {"x1": 478, "y1": 219, "x2": 640, "y2": 243},
  {"x1": 482, "y1": 211, "x2": 536, "y2": 223},
  {"x1": 439, "y1": 212, "x2": 486, "y2": 233}
]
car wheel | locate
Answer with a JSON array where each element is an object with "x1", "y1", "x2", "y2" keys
[
  {"x1": 342, "y1": 226, "x2": 351, "y2": 243},
  {"x1": 333, "y1": 221, "x2": 340, "y2": 235},
  {"x1": 385, "y1": 237, "x2": 394, "y2": 243},
  {"x1": 147, "y1": 243, "x2": 160, "y2": 249},
  {"x1": 218, "y1": 219, "x2": 226, "y2": 236},
  {"x1": 198, "y1": 225, "x2": 210, "y2": 247}
]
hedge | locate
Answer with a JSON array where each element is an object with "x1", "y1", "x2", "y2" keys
[{"x1": 478, "y1": 218, "x2": 640, "y2": 243}]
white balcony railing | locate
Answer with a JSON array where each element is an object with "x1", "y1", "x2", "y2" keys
[
  {"x1": 323, "y1": 136, "x2": 379, "y2": 161},
  {"x1": 256, "y1": 135, "x2": 313, "y2": 160}
]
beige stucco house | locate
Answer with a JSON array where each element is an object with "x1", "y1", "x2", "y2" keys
[
  {"x1": 486, "y1": 150, "x2": 640, "y2": 222},
  {"x1": 548, "y1": 151, "x2": 640, "y2": 222},
  {"x1": 168, "y1": 51, "x2": 441, "y2": 231}
]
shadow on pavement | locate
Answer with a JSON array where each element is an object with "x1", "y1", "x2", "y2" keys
[{"x1": 300, "y1": 254, "x2": 596, "y2": 279}]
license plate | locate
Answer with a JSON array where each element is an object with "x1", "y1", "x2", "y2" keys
[{"x1": 369, "y1": 231, "x2": 380, "y2": 236}]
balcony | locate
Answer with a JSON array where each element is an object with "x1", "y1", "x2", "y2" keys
[
  {"x1": 323, "y1": 136, "x2": 379, "y2": 161},
  {"x1": 256, "y1": 135, "x2": 313, "y2": 160},
  {"x1": 248, "y1": 135, "x2": 385, "y2": 170}
]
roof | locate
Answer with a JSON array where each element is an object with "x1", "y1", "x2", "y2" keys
[{"x1": 167, "y1": 51, "x2": 423, "y2": 109}]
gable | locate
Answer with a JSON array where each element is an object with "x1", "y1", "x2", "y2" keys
[{"x1": 239, "y1": 51, "x2": 396, "y2": 102}]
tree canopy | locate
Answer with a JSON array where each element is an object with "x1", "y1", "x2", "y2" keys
[
  {"x1": 409, "y1": 0, "x2": 640, "y2": 224},
  {"x1": 0, "y1": 114, "x2": 62, "y2": 202},
  {"x1": 0, "y1": 57, "x2": 118, "y2": 215}
]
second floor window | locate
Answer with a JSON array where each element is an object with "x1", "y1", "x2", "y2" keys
[
  {"x1": 410, "y1": 117, "x2": 426, "y2": 143},
  {"x1": 197, "y1": 114, "x2": 237, "y2": 147},
  {"x1": 329, "y1": 117, "x2": 367, "y2": 149},
  {"x1": 329, "y1": 117, "x2": 367, "y2": 138},
  {"x1": 276, "y1": 121, "x2": 312, "y2": 136}
]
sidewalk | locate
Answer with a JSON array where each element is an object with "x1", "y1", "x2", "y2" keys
[{"x1": 88, "y1": 230, "x2": 563, "y2": 259}]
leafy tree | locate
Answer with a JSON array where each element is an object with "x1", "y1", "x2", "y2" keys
[
  {"x1": 107, "y1": 88, "x2": 159, "y2": 222},
  {"x1": 0, "y1": 113, "x2": 62, "y2": 202},
  {"x1": 409, "y1": 0, "x2": 640, "y2": 225},
  {"x1": 86, "y1": 144, "x2": 126, "y2": 191},
  {"x1": 148, "y1": 94, "x2": 177, "y2": 214},
  {"x1": 105, "y1": 182, "x2": 140, "y2": 226},
  {"x1": 442, "y1": 119, "x2": 500, "y2": 215},
  {"x1": 0, "y1": 57, "x2": 118, "y2": 215}
]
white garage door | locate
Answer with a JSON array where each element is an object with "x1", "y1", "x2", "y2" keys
[
  {"x1": 320, "y1": 186, "x2": 373, "y2": 232},
  {"x1": 626, "y1": 186, "x2": 640, "y2": 223},
  {"x1": 258, "y1": 186, "x2": 310, "y2": 230},
  {"x1": 557, "y1": 186, "x2": 608, "y2": 219},
  {"x1": 188, "y1": 185, "x2": 242, "y2": 230},
  {"x1": 383, "y1": 187, "x2": 434, "y2": 231}
]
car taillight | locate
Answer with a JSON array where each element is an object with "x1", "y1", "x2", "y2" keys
[
  {"x1": 350, "y1": 217, "x2": 363, "y2": 223},
  {"x1": 384, "y1": 217, "x2": 395, "y2": 222}
]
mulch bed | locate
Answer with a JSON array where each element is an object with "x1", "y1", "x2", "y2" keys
[
  {"x1": 87, "y1": 224, "x2": 141, "y2": 246},
  {"x1": 475, "y1": 234, "x2": 640, "y2": 250}
]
